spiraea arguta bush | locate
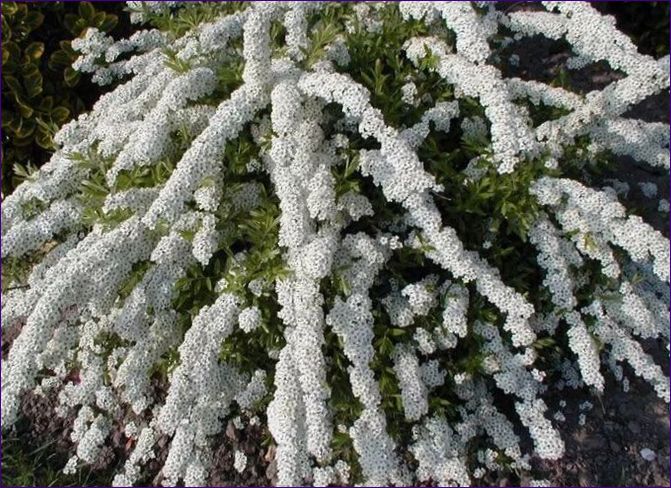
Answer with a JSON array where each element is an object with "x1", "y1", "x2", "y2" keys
[{"x1": 2, "y1": 2, "x2": 669, "y2": 486}]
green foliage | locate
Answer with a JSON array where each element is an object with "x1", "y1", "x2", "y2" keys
[
  {"x1": 2, "y1": 240, "x2": 61, "y2": 292},
  {"x1": 1, "y1": 433, "x2": 113, "y2": 487},
  {"x1": 1, "y1": 1, "x2": 123, "y2": 195},
  {"x1": 161, "y1": 47, "x2": 191, "y2": 74},
  {"x1": 126, "y1": 2, "x2": 245, "y2": 37},
  {"x1": 342, "y1": 4, "x2": 453, "y2": 128}
]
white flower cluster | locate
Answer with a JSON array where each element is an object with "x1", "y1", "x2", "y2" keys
[
  {"x1": 585, "y1": 300, "x2": 670, "y2": 402},
  {"x1": 312, "y1": 459, "x2": 350, "y2": 487},
  {"x1": 565, "y1": 311, "x2": 605, "y2": 392},
  {"x1": 72, "y1": 27, "x2": 168, "y2": 85},
  {"x1": 392, "y1": 344, "x2": 429, "y2": 421},
  {"x1": 529, "y1": 216, "x2": 582, "y2": 311},
  {"x1": 1, "y1": 199, "x2": 82, "y2": 258},
  {"x1": 439, "y1": 281, "x2": 470, "y2": 349},
  {"x1": 401, "y1": 81, "x2": 418, "y2": 105},
  {"x1": 238, "y1": 306, "x2": 262, "y2": 333},
  {"x1": 1, "y1": 2, "x2": 668, "y2": 486},
  {"x1": 410, "y1": 415, "x2": 470, "y2": 486},
  {"x1": 235, "y1": 369, "x2": 267, "y2": 410},
  {"x1": 532, "y1": 177, "x2": 669, "y2": 283},
  {"x1": 403, "y1": 30, "x2": 538, "y2": 173},
  {"x1": 234, "y1": 450, "x2": 247, "y2": 473},
  {"x1": 126, "y1": 2, "x2": 180, "y2": 24}
]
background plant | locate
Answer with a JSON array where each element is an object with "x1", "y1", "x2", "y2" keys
[{"x1": 1, "y1": 1, "x2": 125, "y2": 195}]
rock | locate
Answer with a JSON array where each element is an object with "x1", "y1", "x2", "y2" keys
[
  {"x1": 603, "y1": 420, "x2": 620, "y2": 435},
  {"x1": 609, "y1": 441, "x2": 621, "y2": 453},
  {"x1": 640, "y1": 448, "x2": 656, "y2": 462},
  {"x1": 587, "y1": 435, "x2": 607, "y2": 450},
  {"x1": 618, "y1": 402, "x2": 634, "y2": 417},
  {"x1": 265, "y1": 459, "x2": 278, "y2": 482},
  {"x1": 627, "y1": 421, "x2": 641, "y2": 435},
  {"x1": 226, "y1": 420, "x2": 237, "y2": 441},
  {"x1": 578, "y1": 472, "x2": 592, "y2": 486},
  {"x1": 152, "y1": 471, "x2": 164, "y2": 486},
  {"x1": 264, "y1": 444, "x2": 276, "y2": 462}
]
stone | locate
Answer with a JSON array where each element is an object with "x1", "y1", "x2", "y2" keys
[
  {"x1": 627, "y1": 421, "x2": 641, "y2": 435},
  {"x1": 226, "y1": 420, "x2": 237, "y2": 440},
  {"x1": 640, "y1": 448, "x2": 656, "y2": 462}
]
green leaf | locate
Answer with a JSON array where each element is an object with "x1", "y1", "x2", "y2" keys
[
  {"x1": 38, "y1": 96, "x2": 54, "y2": 112},
  {"x1": 78, "y1": 2, "x2": 95, "y2": 22},
  {"x1": 13, "y1": 133, "x2": 33, "y2": 147},
  {"x1": 49, "y1": 49, "x2": 73, "y2": 70},
  {"x1": 98, "y1": 14, "x2": 118, "y2": 32},
  {"x1": 14, "y1": 119, "x2": 35, "y2": 139},
  {"x1": 4, "y1": 41, "x2": 21, "y2": 62},
  {"x1": 59, "y1": 40, "x2": 75, "y2": 54},
  {"x1": 22, "y1": 68, "x2": 42, "y2": 98},
  {"x1": 63, "y1": 13, "x2": 79, "y2": 35},
  {"x1": 4, "y1": 75, "x2": 22, "y2": 95},
  {"x1": 92, "y1": 11, "x2": 107, "y2": 28},
  {"x1": 51, "y1": 106, "x2": 70, "y2": 124},
  {"x1": 2, "y1": 2, "x2": 18, "y2": 17},
  {"x1": 2, "y1": 110, "x2": 15, "y2": 128},
  {"x1": 24, "y1": 11, "x2": 44, "y2": 31}
]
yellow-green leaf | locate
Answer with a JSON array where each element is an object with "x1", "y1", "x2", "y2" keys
[
  {"x1": 92, "y1": 11, "x2": 106, "y2": 27},
  {"x1": 2, "y1": 2, "x2": 18, "y2": 17},
  {"x1": 24, "y1": 41, "x2": 44, "y2": 60},
  {"x1": 13, "y1": 134, "x2": 34, "y2": 147},
  {"x1": 63, "y1": 66, "x2": 80, "y2": 87},
  {"x1": 17, "y1": 99, "x2": 33, "y2": 118},
  {"x1": 4, "y1": 74, "x2": 23, "y2": 95}
]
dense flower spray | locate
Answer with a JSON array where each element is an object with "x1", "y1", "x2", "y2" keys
[{"x1": 2, "y1": 2, "x2": 668, "y2": 486}]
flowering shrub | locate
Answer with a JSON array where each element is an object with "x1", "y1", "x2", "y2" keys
[{"x1": 2, "y1": 2, "x2": 669, "y2": 486}]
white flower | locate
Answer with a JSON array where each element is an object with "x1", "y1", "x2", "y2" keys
[
  {"x1": 238, "y1": 306, "x2": 262, "y2": 333},
  {"x1": 393, "y1": 344, "x2": 429, "y2": 421},
  {"x1": 234, "y1": 450, "x2": 247, "y2": 473},
  {"x1": 401, "y1": 81, "x2": 419, "y2": 105}
]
